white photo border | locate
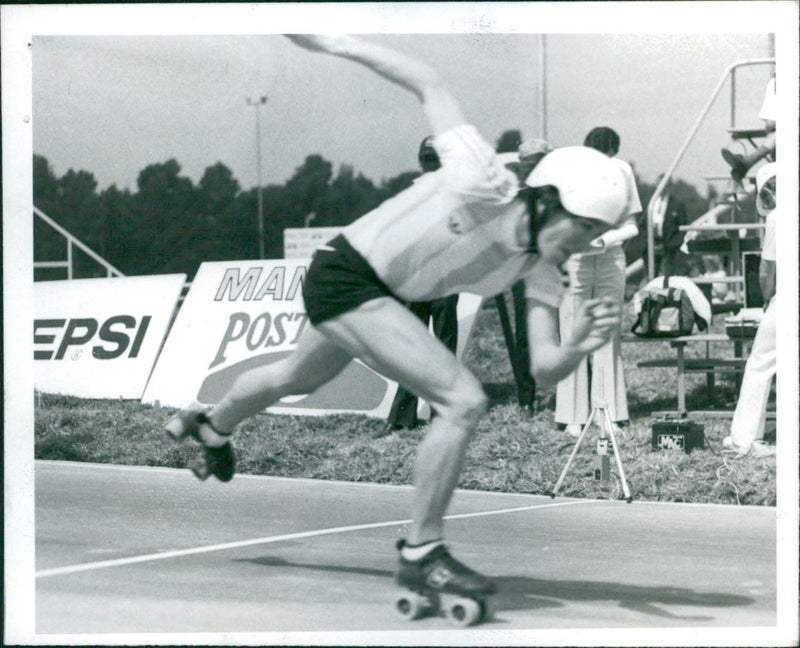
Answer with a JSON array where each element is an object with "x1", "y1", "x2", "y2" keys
[{"x1": 3, "y1": 2, "x2": 798, "y2": 646}]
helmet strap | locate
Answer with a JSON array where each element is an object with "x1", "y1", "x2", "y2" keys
[{"x1": 525, "y1": 186, "x2": 561, "y2": 253}]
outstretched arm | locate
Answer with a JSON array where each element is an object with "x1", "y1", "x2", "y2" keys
[{"x1": 285, "y1": 34, "x2": 467, "y2": 135}]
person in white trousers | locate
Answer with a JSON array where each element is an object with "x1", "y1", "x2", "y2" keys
[
  {"x1": 556, "y1": 127, "x2": 641, "y2": 435},
  {"x1": 723, "y1": 163, "x2": 777, "y2": 456}
]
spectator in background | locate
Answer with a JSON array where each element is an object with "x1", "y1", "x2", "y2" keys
[
  {"x1": 721, "y1": 75, "x2": 776, "y2": 183},
  {"x1": 649, "y1": 174, "x2": 690, "y2": 277},
  {"x1": 501, "y1": 137, "x2": 556, "y2": 411},
  {"x1": 514, "y1": 137, "x2": 553, "y2": 178},
  {"x1": 555, "y1": 127, "x2": 641, "y2": 436},
  {"x1": 378, "y1": 137, "x2": 460, "y2": 437},
  {"x1": 723, "y1": 162, "x2": 777, "y2": 456}
]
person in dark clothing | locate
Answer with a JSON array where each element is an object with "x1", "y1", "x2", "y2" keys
[{"x1": 648, "y1": 174, "x2": 689, "y2": 277}]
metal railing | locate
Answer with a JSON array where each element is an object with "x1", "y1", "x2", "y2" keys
[
  {"x1": 34, "y1": 205, "x2": 125, "y2": 279},
  {"x1": 646, "y1": 58, "x2": 775, "y2": 279}
]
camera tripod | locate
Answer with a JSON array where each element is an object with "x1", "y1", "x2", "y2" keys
[{"x1": 549, "y1": 400, "x2": 633, "y2": 503}]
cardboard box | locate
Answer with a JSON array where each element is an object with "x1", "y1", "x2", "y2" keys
[{"x1": 651, "y1": 419, "x2": 705, "y2": 454}]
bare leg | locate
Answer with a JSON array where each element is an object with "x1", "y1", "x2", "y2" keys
[
  {"x1": 209, "y1": 324, "x2": 353, "y2": 433},
  {"x1": 165, "y1": 325, "x2": 353, "y2": 482},
  {"x1": 410, "y1": 415, "x2": 477, "y2": 543},
  {"x1": 316, "y1": 297, "x2": 487, "y2": 544}
]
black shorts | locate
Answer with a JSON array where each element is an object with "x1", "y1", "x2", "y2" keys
[{"x1": 303, "y1": 234, "x2": 399, "y2": 326}]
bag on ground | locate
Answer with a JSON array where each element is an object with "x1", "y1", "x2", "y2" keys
[{"x1": 631, "y1": 276, "x2": 709, "y2": 337}]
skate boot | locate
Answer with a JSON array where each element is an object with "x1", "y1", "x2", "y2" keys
[
  {"x1": 393, "y1": 539, "x2": 496, "y2": 626},
  {"x1": 165, "y1": 405, "x2": 235, "y2": 482},
  {"x1": 721, "y1": 148, "x2": 749, "y2": 183}
]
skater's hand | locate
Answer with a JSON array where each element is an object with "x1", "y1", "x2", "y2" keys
[{"x1": 568, "y1": 297, "x2": 621, "y2": 354}]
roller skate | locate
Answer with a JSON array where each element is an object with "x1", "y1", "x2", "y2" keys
[
  {"x1": 720, "y1": 148, "x2": 749, "y2": 183},
  {"x1": 393, "y1": 539, "x2": 495, "y2": 627},
  {"x1": 164, "y1": 404, "x2": 235, "y2": 482}
]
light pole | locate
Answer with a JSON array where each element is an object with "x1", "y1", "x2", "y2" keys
[
  {"x1": 538, "y1": 34, "x2": 547, "y2": 141},
  {"x1": 246, "y1": 95, "x2": 267, "y2": 259}
]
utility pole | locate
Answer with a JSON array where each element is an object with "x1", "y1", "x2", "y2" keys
[{"x1": 246, "y1": 96, "x2": 267, "y2": 259}]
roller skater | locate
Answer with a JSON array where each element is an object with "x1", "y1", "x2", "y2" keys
[{"x1": 165, "y1": 34, "x2": 628, "y2": 619}]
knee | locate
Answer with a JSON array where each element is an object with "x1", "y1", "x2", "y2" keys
[{"x1": 439, "y1": 373, "x2": 488, "y2": 430}]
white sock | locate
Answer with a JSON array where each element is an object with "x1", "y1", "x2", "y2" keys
[{"x1": 402, "y1": 540, "x2": 444, "y2": 562}]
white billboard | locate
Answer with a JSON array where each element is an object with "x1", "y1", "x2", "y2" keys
[
  {"x1": 34, "y1": 274, "x2": 186, "y2": 399},
  {"x1": 283, "y1": 227, "x2": 343, "y2": 259},
  {"x1": 143, "y1": 259, "x2": 483, "y2": 418},
  {"x1": 142, "y1": 259, "x2": 401, "y2": 416}
]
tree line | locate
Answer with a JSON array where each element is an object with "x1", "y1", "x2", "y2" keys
[
  {"x1": 33, "y1": 130, "x2": 712, "y2": 280},
  {"x1": 34, "y1": 153, "x2": 419, "y2": 280}
]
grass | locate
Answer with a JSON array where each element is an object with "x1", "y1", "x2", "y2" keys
[{"x1": 34, "y1": 305, "x2": 776, "y2": 506}]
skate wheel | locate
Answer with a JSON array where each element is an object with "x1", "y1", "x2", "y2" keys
[
  {"x1": 189, "y1": 457, "x2": 211, "y2": 481},
  {"x1": 394, "y1": 591, "x2": 431, "y2": 621},
  {"x1": 443, "y1": 596, "x2": 482, "y2": 627}
]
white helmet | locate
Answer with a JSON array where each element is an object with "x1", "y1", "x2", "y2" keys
[{"x1": 525, "y1": 146, "x2": 628, "y2": 225}]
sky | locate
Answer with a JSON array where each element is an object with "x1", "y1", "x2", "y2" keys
[{"x1": 32, "y1": 30, "x2": 776, "y2": 196}]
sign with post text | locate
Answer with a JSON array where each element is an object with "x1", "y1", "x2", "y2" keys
[
  {"x1": 34, "y1": 274, "x2": 186, "y2": 399},
  {"x1": 142, "y1": 259, "x2": 401, "y2": 416},
  {"x1": 143, "y1": 259, "x2": 484, "y2": 418}
]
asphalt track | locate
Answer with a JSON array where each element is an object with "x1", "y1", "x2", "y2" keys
[{"x1": 35, "y1": 460, "x2": 777, "y2": 641}]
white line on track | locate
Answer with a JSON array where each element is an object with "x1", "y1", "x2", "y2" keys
[
  {"x1": 34, "y1": 460, "x2": 775, "y2": 579},
  {"x1": 35, "y1": 499, "x2": 594, "y2": 579}
]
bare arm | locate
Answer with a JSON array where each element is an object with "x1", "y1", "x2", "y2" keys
[
  {"x1": 285, "y1": 35, "x2": 467, "y2": 135},
  {"x1": 526, "y1": 297, "x2": 621, "y2": 387}
]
